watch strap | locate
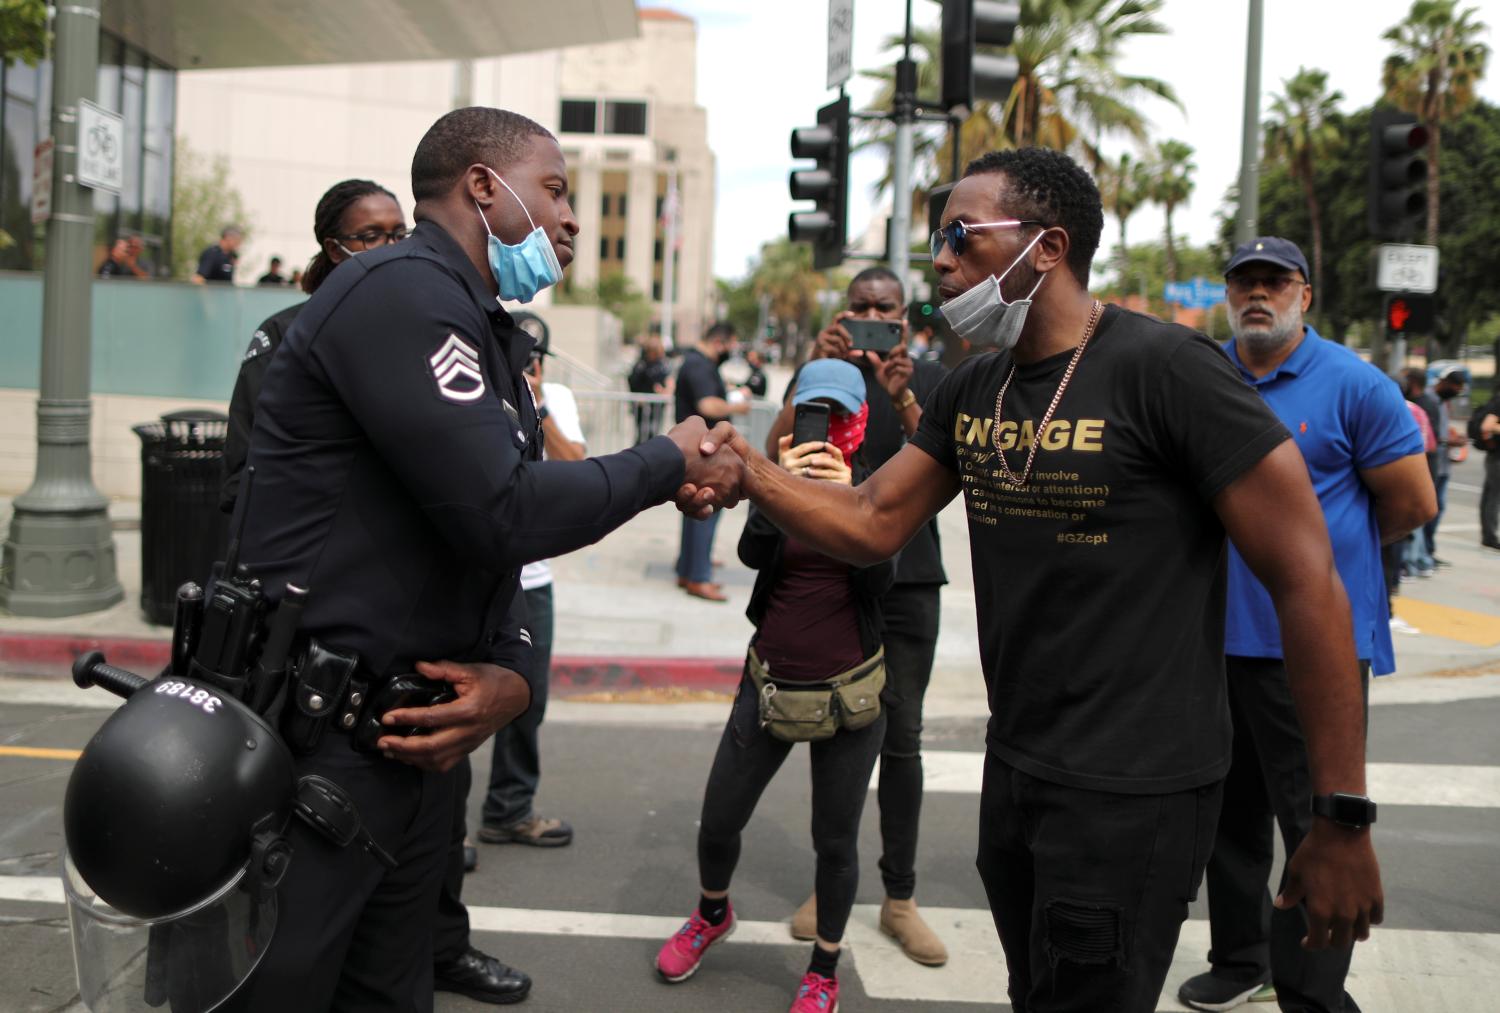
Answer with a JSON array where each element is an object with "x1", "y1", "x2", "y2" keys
[{"x1": 1312, "y1": 792, "x2": 1377, "y2": 828}]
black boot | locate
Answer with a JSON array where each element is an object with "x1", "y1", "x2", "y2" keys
[{"x1": 434, "y1": 946, "x2": 532, "y2": 1005}]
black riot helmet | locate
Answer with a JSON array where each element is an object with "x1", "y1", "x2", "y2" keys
[{"x1": 64, "y1": 653, "x2": 296, "y2": 1013}]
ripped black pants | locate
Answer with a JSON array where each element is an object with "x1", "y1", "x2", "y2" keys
[{"x1": 975, "y1": 752, "x2": 1223, "y2": 1013}]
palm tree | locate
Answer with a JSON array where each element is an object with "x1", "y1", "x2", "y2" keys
[
  {"x1": 1381, "y1": 0, "x2": 1490, "y2": 246},
  {"x1": 857, "y1": 0, "x2": 1180, "y2": 197},
  {"x1": 1263, "y1": 68, "x2": 1343, "y2": 328},
  {"x1": 1146, "y1": 139, "x2": 1195, "y2": 283},
  {"x1": 1097, "y1": 151, "x2": 1149, "y2": 288}
]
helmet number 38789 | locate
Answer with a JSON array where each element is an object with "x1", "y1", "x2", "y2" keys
[{"x1": 154, "y1": 680, "x2": 223, "y2": 715}]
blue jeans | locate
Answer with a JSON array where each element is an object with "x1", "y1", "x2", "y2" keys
[
  {"x1": 482, "y1": 584, "x2": 554, "y2": 828},
  {"x1": 676, "y1": 511, "x2": 721, "y2": 585}
]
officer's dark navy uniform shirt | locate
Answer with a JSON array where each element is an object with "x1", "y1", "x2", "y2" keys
[
  {"x1": 196, "y1": 244, "x2": 236, "y2": 283},
  {"x1": 236, "y1": 221, "x2": 686, "y2": 678}
]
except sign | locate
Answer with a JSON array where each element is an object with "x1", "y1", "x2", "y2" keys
[
  {"x1": 1376, "y1": 243, "x2": 1438, "y2": 294},
  {"x1": 31, "y1": 137, "x2": 54, "y2": 225},
  {"x1": 826, "y1": 0, "x2": 854, "y2": 90},
  {"x1": 77, "y1": 100, "x2": 124, "y2": 195}
]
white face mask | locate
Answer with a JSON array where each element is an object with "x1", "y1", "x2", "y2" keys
[{"x1": 940, "y1": 229, "x2": 1048, "y2": 351}]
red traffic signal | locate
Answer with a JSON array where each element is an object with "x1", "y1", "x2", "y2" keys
[{"x1": 1384, "y1": 293, "x2": 1435, "y2": 335}]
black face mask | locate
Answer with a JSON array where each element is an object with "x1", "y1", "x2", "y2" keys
[{"x1": 1438, "y1": 386, "x2": 1459, "y2": 401}]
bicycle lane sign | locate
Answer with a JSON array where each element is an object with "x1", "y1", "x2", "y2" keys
[{"x1": 77, "y1": 99, "x2": 123, "y2": 195}]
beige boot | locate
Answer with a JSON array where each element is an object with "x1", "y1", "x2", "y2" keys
[
  {"x1": 880, "y1": 896, "x2": 948, "y2": 966},
  {"x1": 788, "y1": 892, "x2": 818, "y2": 941}
]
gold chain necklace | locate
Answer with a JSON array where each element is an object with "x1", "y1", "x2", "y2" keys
[{"x1": 990, "y1": 299, "x2": 1104, "y2": 489}]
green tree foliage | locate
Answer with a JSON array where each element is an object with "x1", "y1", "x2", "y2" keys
[
  {"x1": 170, "y1": 139, "x2": 253, "y2": 280},
  {"x1": 1228, "y1": 101, "x2": 1500, "y2": 355},
  {"x1": 1096, "y1": 239, "x2": 1230, "y2": 337},
  {"x1": 1144, "y1": 139, "x2": 1196, "y2": 283},
  {"x1": 1264, "y1": 68, "x2": 1344, "y2": 333},
  {"x1": 0, "y1": 0, "x2": 48, "y2": 65},
  {"x1": 557, "y1": 271, "x2": 653, "y2": 339},
  {"x1": 715, "y1": 276, "x2": 762, "y2": 347},
  {"x1": 1097, "y1": 150, "x2": 1150, "y2": 272},
  {"x1": 1382, "y1": 1, "x2": 1489, "y2": 247}
]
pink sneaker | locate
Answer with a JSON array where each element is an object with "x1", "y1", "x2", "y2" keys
[
  {"x1": 790, "y1": 971, "x2": 839, "y2": 1012},
  {"x1": 655, "y1": 904, "x2": 736, "y2": 983}
]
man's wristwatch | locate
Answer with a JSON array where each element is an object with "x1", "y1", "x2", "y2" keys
[
  {"x1": 891, "y1": 389, "x2": 917, "y2": 411},
  {"x1": 537, "y1": 405, "x2": 550, "y2": 422},
  {"x1": 1312, "y1": 793, "x2": 1377, "y2": 829}
]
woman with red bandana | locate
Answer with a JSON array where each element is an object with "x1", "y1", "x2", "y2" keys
[{"x1": 655, "y1": 359, "x2": 893, "y2": 1013}]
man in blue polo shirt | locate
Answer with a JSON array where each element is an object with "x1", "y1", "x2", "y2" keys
[{"x1": 1178, "y1": 238, "x2": 1436, "y2": 1013}]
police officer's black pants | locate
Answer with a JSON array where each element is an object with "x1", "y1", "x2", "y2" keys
[
  {"x1": 1202, "y1": 657, "x2": 1366, "y2": 1013},
  {"x1": 433, "y1": 756, "x2": 474, "y2": 966},
  {"x1": 875, "y1": 583, "x2": 940, "y2": 900},
  {"x1": 975, "y1": 752, "x2": 1222, "y2": 1013},
  {"x1": 223, "y1": 742, "x2": 452, "y2": 1013}
]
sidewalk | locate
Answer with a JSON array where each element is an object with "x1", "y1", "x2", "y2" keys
[{"x1": 3, "y1": 458, "x2": 1498, "y2": 706}]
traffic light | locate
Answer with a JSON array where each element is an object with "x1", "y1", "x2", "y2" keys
[
  {"x1": 788, "y1": 96, "x2": 850, "y2": 271},
  {"x1": 1368, "y1": 108, "x2": 1429, "y2": 240},
  {"x1": 940, "y1": 1, "x2": 1020, "y2": 116},
  {"x1": 1384, "y1": 293, "x2": 1435, "y2": 335}
]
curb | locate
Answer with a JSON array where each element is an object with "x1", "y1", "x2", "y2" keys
[{"x1": 0, "y1": 633, "x2": 742, "y2": 697}]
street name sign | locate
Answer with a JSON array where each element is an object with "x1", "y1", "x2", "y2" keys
[
  {"x1": 1163, "y1": 276, "x2": 1228, "y2": 309},
  {"x1": 827, "y1": 0, "x2": 854, "y2": 90},
  {"x1": 77, "y1": 100, "x2": 123, "y2": 195},
  {"x1": 1376, "y1": 243, "x2": 1438, "y2": 294}
]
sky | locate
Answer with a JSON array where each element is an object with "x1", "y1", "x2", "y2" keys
[{"x1": 668, "y1": 0, "x2": 1500, "y2": 281}]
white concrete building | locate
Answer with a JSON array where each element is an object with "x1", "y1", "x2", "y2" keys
[{"x1": 173, "y1": 7, "x2": 716, "y2": 361}]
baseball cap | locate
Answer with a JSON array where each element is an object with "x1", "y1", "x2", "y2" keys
[
  {"x1": 794, "y1": 359, "x2": 866, "y2": 414},
  {"x1": 512, "y1": 311, "x2": 551, "y2": 357},
  {"x1": 1438, "y1": 364, "x2": 1469, "y2": 384},
  {"x1": 1225, "y1": 237, "x2": 1311, "y2": 281}
]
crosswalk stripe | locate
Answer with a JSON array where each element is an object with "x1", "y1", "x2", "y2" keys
[
  {"x1": 4, "y1": 876, "x2": 1494, "y2": 1010},
  {"x1": 871, "y1": 753, "x2": 1500, "y2": 808}
]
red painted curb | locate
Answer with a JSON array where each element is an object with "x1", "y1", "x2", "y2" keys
[{"x1": 0, "y1": 633, "x2": 742, "y2": 696}]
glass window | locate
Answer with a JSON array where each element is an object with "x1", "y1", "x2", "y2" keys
[
  {"x1": 97, "y1": 35, "x2": 122, "y2": 113},
  {"x1": 654, "y1": 239, "x2": 663, "y2": 263},
  {"x1": 559, "y1": 99, "x2": 596, "y2": 134},
  {"x1": 614, "y1": 237, "x2": 625, "y2": 260},
  {"x1": 120, "y1": 72, "x2": 143, "y2": 231},
  {"x1": 599, "y1": 236, "x2": 609, "y2": 261},
  {"x1": 652, "y1": 280, "x2": 662, "y2": 301},
  {"x1": 601, "y1": 193, "x2": 610, "y2": 217},
  {"x1": 4, "y1": 62, "x2": 37, "y2": 102},
  {"x1": 617, "y1": 194, "x2": 627, "y2": 218},
  {"x1": 0, "y1": 94, "x2": 37, "y2": 269},
  {"x1": 603, "y1": 101, "x2": 647, "y2": 136}
]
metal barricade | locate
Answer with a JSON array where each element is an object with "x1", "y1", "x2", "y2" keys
[{"x1": 570, "y1": 391, "x2": 780, "y2": 457}]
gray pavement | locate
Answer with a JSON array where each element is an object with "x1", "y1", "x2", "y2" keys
[{"x1": 1, "y1": 680, "x2": 1498, "y2": 1011}]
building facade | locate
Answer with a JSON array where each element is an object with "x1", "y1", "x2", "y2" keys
[{"x1": 171, "y1": 6, "x2": 715, "y2": 346}]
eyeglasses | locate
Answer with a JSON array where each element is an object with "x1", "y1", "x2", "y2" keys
[
  {"x1": 1226, "y1": 273, "x2": 1305, "y2": 295},
  {"x1": 930, "y1": 219, "x2": 1043, "y2": 259},
  {"x1": 336, "y1": 228, "x2": 409, "y2": 249}
]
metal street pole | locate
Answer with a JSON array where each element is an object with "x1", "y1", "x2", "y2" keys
[
  {"x1": 888, "y1": 0, "x2": 918, "y2": 287},
  {"x1": 0, "y1": 0, "x2": 123, "y2": 617},
  {"x1": 1234, "y1": 0, "x2": 1264, "y2": 245}
]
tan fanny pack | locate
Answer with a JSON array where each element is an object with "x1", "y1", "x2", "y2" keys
[{"x1": 746, "y1": 647, "x2": 885, "y2": 743}]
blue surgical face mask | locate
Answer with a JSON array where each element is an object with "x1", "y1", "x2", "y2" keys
[{"x1": 475, "y1": 168, "x2": 563, "y2": 304}]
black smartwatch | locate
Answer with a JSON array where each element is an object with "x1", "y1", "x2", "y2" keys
[{"x1": 1312, "y1": 793, "x2": 1377, "y2": 829}]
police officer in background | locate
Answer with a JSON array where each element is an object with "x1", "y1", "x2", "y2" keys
[{"x1": 223, "y1": 106, "x2": 742, "y2": 1011}]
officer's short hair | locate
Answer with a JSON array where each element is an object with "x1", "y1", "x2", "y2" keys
[
  {"x1": 221, "y1": 225, "x2": 244, "y2": 239},
  {"x1": 704, "y1": 322, "x2": 737, "y2": 344},
  {"x1": 411, "y1": 107, "x2": 555, "y2": 202}
]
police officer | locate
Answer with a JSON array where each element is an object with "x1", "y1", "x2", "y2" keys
[{"x1": 224, "y1": 106, "x2": 742, "y2": 1011}]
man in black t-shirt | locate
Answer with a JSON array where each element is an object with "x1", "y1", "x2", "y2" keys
[
  {"x1": 192, "y1": 225, "x2": 242, "y2": 284},
  {"x1": 710, "y1": 147, "x2": 1383, "y2": 1012},
  {"x1": 674, "y1": 322, "x2": 748, "y2": 601},
  {"x1": 765, "y1": 266, "x2": 951, "y2": 966}
]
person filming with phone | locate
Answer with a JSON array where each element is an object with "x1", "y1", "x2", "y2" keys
[
  {"x1": 656, "y1": 359, "x2": 893, "y2": 1013},
  {"x1": 766, "y1": 266, "x2": 952, "y2": 965}
]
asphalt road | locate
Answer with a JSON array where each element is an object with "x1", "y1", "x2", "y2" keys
[{"x1": 2, "y1": 676, "x2": 1497, "y2": 1012}]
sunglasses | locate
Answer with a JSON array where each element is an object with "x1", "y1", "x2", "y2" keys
[{"x1": 930, "y1": 219, "x2": 1044, "y2": 259}]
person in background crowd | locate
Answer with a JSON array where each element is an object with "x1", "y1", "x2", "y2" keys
[
  {"x1": 258, "y1": 256, "x2": 289, "y2": 286},
  {"x1": 656, "y1": 358, "x2": 890, "y2": 1013},
  {"x1": 675, "y1": 322, "x2": 749, "y2": 602},
  {"x1": 476, "y1": 311, "x2": 584, "y2": 852},
  {"x1": 767, "y1": 265, "x2": 952, "y2": 967},
  {"x1": 218, "y1": 174, "x2": 533, "y2": 1007},
  {"x1": 1388, "y1": 374, "x2": 1439, "y2": 637},
  {"x1": 1413, "y1": 365, "x2": 1469, "y2": 571},
  {"x1": 97, "y1": 236, "x2": 149, "y2": 278},
  {"x1": 744, "y1": 347, "x2": 769, "y2": 398},
  {"x1": 630, "y1": 334, "x2": 674, "y2": 445},
  {"x1": 1176, "y1": 237, "x2": 1432, "y2": 1013},
  {"x1": 1470, "y1": 388, "x2": 1500, "y2": 551},
  {"x1": 192, "y1": 225, "x2": 242, "y2": 284},
  {"x1": 288, "y1": 266, "x2": 303, "y2": 288}
]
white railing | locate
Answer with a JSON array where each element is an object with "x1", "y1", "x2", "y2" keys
[{"x1": 571, "y1": 390, "x2": 780, "y2": 458}]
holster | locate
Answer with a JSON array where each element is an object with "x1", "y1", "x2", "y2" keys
[
  {"x1": 280, "y1": 638, "x2": 360, "y2": 754},
  {"x1": 746, "y1": 647, "x2": 884, "y2": 743}
]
